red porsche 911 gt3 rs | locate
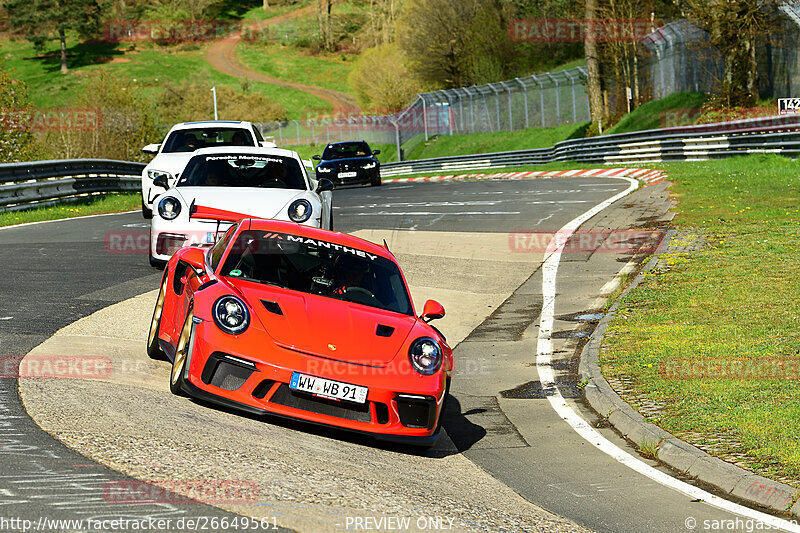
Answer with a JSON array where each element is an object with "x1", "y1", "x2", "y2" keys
[{"x1": 146, "y1": 214, "x2": 452, "y2": 445}]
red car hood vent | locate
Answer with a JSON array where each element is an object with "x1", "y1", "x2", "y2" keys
[{"x1": 240, "y1": 286, "x2": 416, "y2": 366}]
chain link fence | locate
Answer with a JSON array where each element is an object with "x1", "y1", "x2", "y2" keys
[
  {"x1": 256, "y1": 67, "x2": 590, "y2": 161},
  {"x1": 642, "y1": 4, "x2": 800, "y2": 101}
]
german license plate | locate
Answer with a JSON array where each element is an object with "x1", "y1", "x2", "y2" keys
[
  {"x1": 290, "y1": 372, "x2": 368, "y2": 404},
  {"x1": 338, "y1": 172, "x2": 357, "y2": 178}
]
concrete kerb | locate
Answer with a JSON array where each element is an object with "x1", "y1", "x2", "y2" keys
[{"x1": 577, "y1": 228, "x2": 800, "y2": 517}]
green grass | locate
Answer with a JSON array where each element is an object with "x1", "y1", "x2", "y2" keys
[
  {"x1": 285, "y1": 143, "x2": 398, "y2": 164},
  {"x1": 601, "y1": 154, "x2": 800, "y2": 485},
  {"x1": 0, "y1": 37, "x2": 330, "y2": 118},
  {"x1": 0, "y1": 193, "x2": 140, "y2": 227},
  {"x1": 406, "y1": 122, "x2": 589, "y2": 160},
  {"x1": 237, "y1": 43, "x2": 355, "y2": 96},
  {"x1": 240, "y1": 1, "x2": 312, "y2": 21},
  {"x1": 551, "y1": 58, "x2": 586, "y2": 72},
  {"x1": 606, "y1": 92, "x2": 709, "y2": 135}
]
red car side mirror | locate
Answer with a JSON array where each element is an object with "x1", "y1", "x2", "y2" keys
[
  {"x1": 179, "y1": 247, "x2": 207, "y2": 275},
  {"x1": 421, "y1": 299, "x2": 445, "y2": 322}
]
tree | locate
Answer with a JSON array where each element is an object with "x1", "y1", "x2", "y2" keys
[
  {"x1": 397, "y1": 0, "x2": 515, "y2": 88},
  {"x1": 585, "y1": 0, "x2": 605, "y2": 131},
  {"x1": 4, "y1": 0, "x2": 107, "y2": 74},
  {"x1": 683, "y1": 0, "x2": 782, "y2": 107},
  {"x1": 317, "y1": 0, "x2": 333, "y2": 52},
  {"x1": 348, "y1": 44, "x2": 423, "y2": 111}
]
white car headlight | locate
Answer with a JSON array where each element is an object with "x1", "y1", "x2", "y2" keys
[
  {"x1": 288, "y1": 199, "x2": 312, "y2": 223},
  {"x1": 158, "y1": 197, "x2": 181, "y2": 220},
  {"x1": 408, "y1": 337, "x2": 443, "y2": 375},
  {"x1": 213, "y1": 296, "x2": 250, "y2": 335},
  {"x1": 316, "y1": 166, "x2": 333, "y2": 173},
  {"x1": 362, "y1": 162, "x2": 377, "y2": 170},
  {"x1": 147, "y1": 170, "x2": 173, "y2": 181}
]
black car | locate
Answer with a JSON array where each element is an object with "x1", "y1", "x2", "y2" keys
[{"x1": 313, "y1": 141, "x2": 382, "y2": 187}]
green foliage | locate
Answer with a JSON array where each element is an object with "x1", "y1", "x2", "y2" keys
[
  {"x1": 4, "y1": 0, "x2": 107, "y2": 60},
  {"x1": 0, "y1": 69, "x2": 38, "y2": 162},
  {"x1": 397, "y1": 0, "x2": 516, "y2": 88},
  {"x1": 157, "y1": 80, "x2": 288, "y2": 125},
  {"x1": 40, "y1": 71, "x2": 161, "y2": 162},
  {"x1": 347, "y1": 44, "x2": 422, "y2": 111}
]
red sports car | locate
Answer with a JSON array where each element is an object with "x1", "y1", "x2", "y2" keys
[{"x1": 147, "y1": 211, "x2": 452, "y2": 445}]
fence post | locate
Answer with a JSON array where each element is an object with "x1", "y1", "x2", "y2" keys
[
  {"x1": 294, "y1": 120, "x2": 300, "y2": 145},
  {"x1": 534, "y1": 75, "x2": 546, "y2": 128},
  {"x1": 467, "y1": 87, "x2": 476, "y2": 133},
  {"x1": 279, "y1": 123, "x2": 283, "y2": 145},
  {"x1": 500, "y1": 81, "x2": 513, "y2": 131},
  {"x1": 516, "y1": 77, "x2": 529, "y2": 130},
  {"x1": 563, "y1": 70, "x2": 577, "y2": 123},
  {"x1": 421, "y1": 96, "x2": 429, "y2": 141},
  {"x1": 488, "y1": 83, "x2": 502, "y2": 131},
  {"x1": 546, "y1": 73, "x2": 560, "y2": 125}
]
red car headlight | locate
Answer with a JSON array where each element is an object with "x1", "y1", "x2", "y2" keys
[
  {"x1": 408, "y1": 337, "x2": 442, "y2": 375},
  {"x1": 213, "y1": 295, "x2": 250, "y2": 335}
]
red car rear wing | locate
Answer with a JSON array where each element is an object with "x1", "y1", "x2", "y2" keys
[{"x1": 189, "y1": 202, "x2": 251, "y2": 223}]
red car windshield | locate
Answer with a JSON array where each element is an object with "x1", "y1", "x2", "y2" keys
[{"x1": 221, "y1": 230, "x2": 414, "y2": 316}]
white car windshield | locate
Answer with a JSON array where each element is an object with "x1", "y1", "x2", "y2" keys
[
  {"x1": 178, "y1": 155, "x2": 307, "y2": 190},
  {"x1": 162, "y1": 128, "x2": 254, "y2": 153}
]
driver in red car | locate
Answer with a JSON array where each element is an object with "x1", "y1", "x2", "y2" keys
[{"x1": 332, "y1": 256, "x2": 371, "y2": 296}]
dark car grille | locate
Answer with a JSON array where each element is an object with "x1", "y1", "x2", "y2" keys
[
  {"x1": 270, "y1": 383, "x2": 372, "y2": 423},
  {"x1": 201, "y1": 352, "x2": 256, "y2": 392}
]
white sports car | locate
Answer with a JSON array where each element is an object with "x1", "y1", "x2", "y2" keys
[
  {"x1": 141, "y1": 121, "x2": 277, "y2": 218},
  {"x1": 149, "y1": 147, "x2": 333, "y2": 266}
]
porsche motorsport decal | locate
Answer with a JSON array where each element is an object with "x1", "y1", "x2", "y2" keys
[
  {"x1": 205, "y1": 155, "x2": 285, "y2": 164},
  {"x1": 263, "y1": 232, "x2": 379, "y2": 261}
]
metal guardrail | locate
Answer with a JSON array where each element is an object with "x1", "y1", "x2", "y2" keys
[
  {"x1": 2, "y1": 114, "x2": 799, "y2": 212},
  {"x1": 0, "y1": 159, "x2": 145, "y2": 212},
  {"x1": 380, "y1": 114, "x2": 800, "y2": 176}
]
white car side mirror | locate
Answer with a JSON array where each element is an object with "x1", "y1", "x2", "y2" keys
[
  {"x1": 260, "y1": 140, "x2": 277, "y2": 148},
  {"x1": 142, "y1": 143, "x2": 161, "y2": 155}
]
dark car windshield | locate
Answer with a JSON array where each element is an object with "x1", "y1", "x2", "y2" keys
[
  {"x1": 162, "y1": 128, "x2": 254, "y2": 153},
  {"x1": 177, "y1": 155, "x2": 307, "y2": 190},
  {"x1": 221, "y1": 230, "x2": 413, "y2": 315},
  {"x1": 321, "y1": 142, "x2": 373, "y2": 160}
]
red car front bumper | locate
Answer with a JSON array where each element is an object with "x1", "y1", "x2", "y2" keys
[{"x1": 181, "y1": 321, "x2": 448, "y2": 445}]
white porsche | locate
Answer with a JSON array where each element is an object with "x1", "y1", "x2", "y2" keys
[
  {"x1": 148, "y1": 147, "x2": 333, "y2": 266},
  {"x1": 141, "y1": 121, "x2": 277, "y2": 218}
]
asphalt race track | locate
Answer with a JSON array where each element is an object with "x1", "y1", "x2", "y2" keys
[{"x1": 0, "y1": 178, "x2": 788, "y2": 532}]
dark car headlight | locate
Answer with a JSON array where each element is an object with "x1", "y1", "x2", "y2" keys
[
  {"x1": 316, "y1": 166, "x2": 333, "y2": 173},
  {"x1": 288, "y1": 199, "x2": 313, "y2": 223},
  {"x1": 158, "y1": 196, "x2": 181, "y2": 220},
  {"x1": 362, "y1": 162, "x2": 377, "y2": 170},
  {"x1": 408, "y1": 337, "x2": 442, "y2": 375},
  {"x1": 213, "y1": 295, "x2": 250, "y2": 335}
]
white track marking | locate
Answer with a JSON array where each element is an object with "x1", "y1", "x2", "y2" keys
[
  {"x1": 0, "y1": 210, "x2": 138, "y2": 231},
  {"x1": 536, "y1": 177, "x2": 800, "y2": 532}
]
